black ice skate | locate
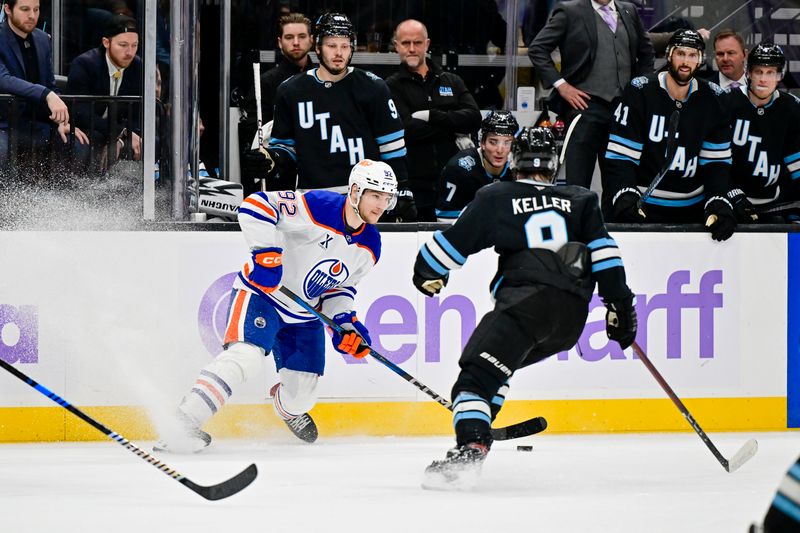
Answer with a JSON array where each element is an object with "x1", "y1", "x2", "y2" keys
[
  {"x1": 270, "y1": 383, "x2": 318, "y2": 443},
  {"x1": 153, "y1": 410, "x2": 212, "y2": 454},
  {"x1": 422, "y1": 442, "x2": 489, "y2": 491}
]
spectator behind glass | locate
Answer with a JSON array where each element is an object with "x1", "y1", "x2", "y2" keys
[
  {"x1": 67, "y1": 14, "x2": 142, "y2": 172},
  {"x1": 240, "y1": 12, "x2": 315, "y2": 193},
  {"x1": 0, "y1": 0, "x2": 89, "y2": 184},
  {"x1": 386, "y1": 19, "x2": 482, "y2": 221}
]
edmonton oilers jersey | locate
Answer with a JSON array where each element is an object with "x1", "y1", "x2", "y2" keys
[
  {"x1": 269, "y1": 67, "x2": 408, "y2": 190},
  {"x1": 234, "y1": 190, "x2": 381, "y2": 323},
  {"x1": 604, "y1": 72, "x2": 732, "y2": 208},
  {"x1": 436, "y1": 147, "x2": 512, "y2": 222},
  {"x1": 726, "y1": 87, "x2": 800, "y2": 204}
]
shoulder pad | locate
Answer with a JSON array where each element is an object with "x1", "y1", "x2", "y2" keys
[
  {"x1": 707, "y1": 81, "x2": 726, "y2": 96},
  {"x1": 631, "y1": 76, "x2": 649, "y2": 89},
  {"x1": 458, "y1": 155, "x2": 477, "y2": 171}
]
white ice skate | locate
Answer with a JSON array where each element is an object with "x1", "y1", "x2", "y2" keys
[{"x1": 153, "y1": 410, "x2": 212, "y2": 454}]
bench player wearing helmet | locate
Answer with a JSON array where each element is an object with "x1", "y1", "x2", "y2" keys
[
  {"x1": 435, "y1": 110, "x2": 519, "y2": 222},
  {"x1": 413, "y1": 127, "x2": 637, "y2": 489},
  {"x1": 156, "y1": 160, "x2": 396, "y2": 451}
]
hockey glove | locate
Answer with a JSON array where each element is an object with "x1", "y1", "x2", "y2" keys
[
  {"x1": 611, "y1": 189, "x2": 647, "y2": 223},
  {"x1": 331, "y1": 311, "x2": 371, "y2": 358},
  {"x1": 248, "y1": 247, "x2": 283, "y2": 294},
  {"x1": 704, "y1": 198, "x2": 737, "y2": 242},
  {"x1": 604, "y1": 296, "x2": 637, "y2": 349},
  {"x1": 412, "y1": 272, "x2": 449, "y2": 297},
  {"x1": 726, "y1": 189, "x2": 758, "y2": 223},
  {"x1": 240, "y1": 147, "x2": 278, "y2": 181},
  {"x1": 382, "y1": 188, "x2": 418, "y2": 222}
]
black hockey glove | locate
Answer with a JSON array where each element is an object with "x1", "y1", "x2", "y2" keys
[
  {"x1": 381, "y1": 188, "x2": 418, "y2": 222},
  {"x1": 412, "y1": 272, "x2": 449, "y2": 297},
  {"x1": 604, "y1": 296, "x2": 637, "y2": 349},
  {"x1": 240, "y1": 147, "x2": 279, "y2": 181},
  {"x1": 611, "y1": 189, "x2": 647, "y2": 223},
  {"x1": 726, "y1": 189, "x2": 758, "y2": 223},
  {"x1": 704, "y1": 198, "x2": 737, "y2": 242}
]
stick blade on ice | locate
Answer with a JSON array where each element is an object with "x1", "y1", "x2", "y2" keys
[{"x1": 725, "y1": 439, "x2": 758, "y2": 473}]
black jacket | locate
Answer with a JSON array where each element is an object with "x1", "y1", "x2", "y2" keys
[
  {"x1": 386, "y1": 59, "x2": 481, "y2": 191},
  {"x1": 66, "y1": 46, "x2": 142, "y2": 137},
  {"x1": 241, "y1": 55, "x2": 315, "y2": 144}
]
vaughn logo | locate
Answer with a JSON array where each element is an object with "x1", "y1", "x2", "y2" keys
[{"x1": 0, "y1": 304, "x2": 38, "y2": 364}]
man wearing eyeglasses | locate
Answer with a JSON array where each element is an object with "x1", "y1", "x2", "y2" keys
[{"x1": 386, "y1": 19, "x2": 482, "y2": 221}]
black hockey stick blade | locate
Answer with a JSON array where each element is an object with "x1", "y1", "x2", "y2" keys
[
  {"x1": 631, "y1": 342, "x2": 758, "y2": 473},
  {"x1": 278, "y1": 286, "x2": 548, "y2": 441},
  {"x1": 0, "y1": 358, "x2": 258, "y2": 500},
  {"x1": 490, "y1": 416, "x2": 547, "y2": 440},
  {"x1": 639, "y1": 110, "x2": 680, "y2": 208},
  {"x1": 181, "y1": 463, "x2": 259, "y2": 501}
]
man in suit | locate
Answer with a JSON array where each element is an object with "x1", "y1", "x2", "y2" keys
[
  {"x1": 0, "y1": 0, "x2": 88, "y2": 176},
  {"x1": 706, "y1": 29, "x2": 747, "y2": 90},
  {"x1": 529, "y1": 0, "x2": 654, "y2": 209},
  {"x1": 67, "y1": 14, "x2": 142, "y2": 164}
]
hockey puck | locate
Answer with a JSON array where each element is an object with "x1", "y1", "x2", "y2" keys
[{"x1": 516, "y1": 445, "x2": 533, "y2": 452}]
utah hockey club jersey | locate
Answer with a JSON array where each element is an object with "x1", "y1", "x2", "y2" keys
[
  {"x1": 419, "y1": 180, "x2": 631, "y2": 302},
  {"x1": 269, "y1": 67, "x2": 408, "y2": 190},
  {"x1": 436, "y1": 147, "x2": 512, "y2": 222},
  {"x1": 604, "y1": 72, "x2": 732, "y2": 209},
  {"x1": 726, "y1": 87, "x2": 800, "y2": 204},
  {"x1": 235, "y1": 190, "x2": 381, "y2": 323}
]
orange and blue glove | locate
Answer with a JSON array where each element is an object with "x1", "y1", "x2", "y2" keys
[
  {"x1": 248, "y1": 247, "x2": 282, "y2": 294},
  {"x1": 331, "y1": 311, "x2": 371, "y2": 358}
]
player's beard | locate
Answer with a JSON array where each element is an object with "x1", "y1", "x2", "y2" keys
[
  {"x1": 668, "y1": 63, "x2": 697, "y2": 86},
  {"x1": 320, "y1": 54, "x2": 349, "y2": 77}
]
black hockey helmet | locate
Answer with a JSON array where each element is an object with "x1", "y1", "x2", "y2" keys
[
  {"x1": 667, "y1": 28, "x2": 705, "y2": 64},
  {"x1": 747, "y1": 43, "x2": 786, "y2": 76},
  {"x1": 513, "y1": 127, "x2": 558, "y2": 181},
  {"x1": 480, "y1": 110, "x2": 519, "y2": 139},
  {"x1": 314, "y1": 12, "x2": 357, "y2": 47}
]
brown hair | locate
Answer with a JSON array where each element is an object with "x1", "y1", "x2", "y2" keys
[
  {"x1": 279, "y1": 13, "x2": 312, "y2": 37},
  {"x1": 713, "y1": 29, "x2": 746, "y2": 52}
]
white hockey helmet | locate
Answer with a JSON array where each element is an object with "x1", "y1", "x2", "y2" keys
[{"x1": 348, "y1": 159, "x2": 398, "y2": 210}]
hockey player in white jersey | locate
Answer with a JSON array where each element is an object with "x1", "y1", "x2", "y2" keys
[{"x1": 156, "y1": 160, "x2": 396, "y2": 452}]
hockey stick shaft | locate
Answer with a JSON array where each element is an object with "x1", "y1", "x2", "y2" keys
[
  {"x1": 0, "y1": 358, "x2": 257, "y2": 500},
  {"x1": 253, "y1": 62, "x2": 263, "y2": 148},
  {"x1": 278, "y1": 286, "x2": 547, "y2": 440},
  {"x1": 754, "y1": 199, "x2": 800, "y2": 215},
  {"x1": 630, "y1": 341, "x2": 757, "y2": 472},
  {"x1": 639, "y1": 110, "x2": 680, "y2": 208}
]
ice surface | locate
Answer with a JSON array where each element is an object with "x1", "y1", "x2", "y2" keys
[{"x1": 1, "y1": 432, "x2": 797, "y2": 532}]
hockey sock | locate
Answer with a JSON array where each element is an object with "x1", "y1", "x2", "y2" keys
[{"x1": 452, "y1": 391, "x2": 493, "y2": 447}]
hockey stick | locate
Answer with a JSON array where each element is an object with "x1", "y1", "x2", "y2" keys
[
  {"x1": 0, "y1": 358, "x2": 257, "y2": 500},
  {"x1": 553, "y1": 113, "x2": 581, "y2": 183},
  {"x1": 630, "y1": 341, "x2": 758, "y2": 473},
  {"x1": 754, "y1": 199, "x2": 800, "y2": 216},
  {"x1": 253, "y1": 62, "x2": 263, "y2": 149},
  {"x1": 278, "y1": 286, "x2": 548, "y2": 441},
  {"x1": 638, "y1": 110, "x2": 680, "y2": 209}
]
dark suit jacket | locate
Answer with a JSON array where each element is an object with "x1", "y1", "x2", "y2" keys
[
  {"x1": 529, "y1": 0, "x2": 654, "y2": 113},
  {"x1": 0, "y1": 21, "x2": 58, "y2": 127},
  {"x1": 66, "y1": 46, "x2": 142, "y2": 138}
]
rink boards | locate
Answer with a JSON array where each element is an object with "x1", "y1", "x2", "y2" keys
[{"x1": 0, "y1": 230, "x2": 797, "y2": 441}]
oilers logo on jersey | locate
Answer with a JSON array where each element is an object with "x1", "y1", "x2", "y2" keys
[{"x1": 304, "y1": 259, "x2": 350, "y2": 299}]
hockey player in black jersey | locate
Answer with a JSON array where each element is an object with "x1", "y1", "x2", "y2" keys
[
  {"x1": 604, "y1": 29, "x2": 738, "y2": 241},
  {"x1": 435, "y1": 110, "x2": 518, "y2": 222},
  {"x1": 726, "y1": 43, "x2": 800, "y2": 222},
  {"x1": 242, "y1": 13, "x2": 417, "y2": 221},
  {"x1": 413, "y1": 127, "x2": 637, "y2": 489}
]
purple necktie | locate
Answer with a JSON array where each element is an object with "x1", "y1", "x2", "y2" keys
[
  {"x1": 729, "y1": 81, "x2": 741, "y2": 89},
  {"x1": 599, "y1": 5, "x2": 617, "y2": 33}
]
